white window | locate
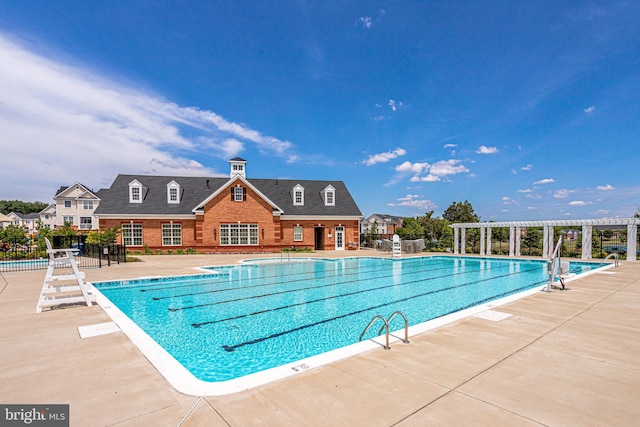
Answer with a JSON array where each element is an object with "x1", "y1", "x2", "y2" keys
[
  {"x1": 63, "y1": 216, "x2": 74, "y2": 225},
  {"x1": 162, "y1": 223, "x2": 182, "y2": 246},
  {"x1": 323, "y1": 185, "x2": 335, "y2": 206},
  {"x1": 293, "y1": 225, "x2": 303, "y2": 241},
  {"x1": 167, "y1": 181, "x2": 180, "y2": 204},
  {"x1": 129, "y1": 180, "x2": 143, "y2": 203},
  {"x1": 293, "y1": 184, "x2": 304, "y2": 206},
  {"x1": 83, "y1": 200, "x2": 94, "y2": 210},
  {"x1": 233, "y1": 187, "x2": 245, "y2": 202},
  {"x1": 122, "y1": 223, "x2": 143, "y2": 246},
  {"x1": 79, "y1": 217, "x2": 92, "y2": 230},
  {"x1": 220, "y1": 224, "x2": 259, "y2": 246},
  {"x1": 64, "y1": 200, "x2": 72, "y2": 208}
]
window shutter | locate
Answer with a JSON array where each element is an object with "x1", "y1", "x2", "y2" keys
[
  {"x1": 243, "y1": 188, "x2": 247, "y2": 201},
  {"x1": 230, "y1": 188, "x2": 234, "y2": 200}
]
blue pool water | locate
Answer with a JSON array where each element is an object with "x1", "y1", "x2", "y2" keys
[{"x1": 93, "y1": 256, "x2": 601, "y2": 382}]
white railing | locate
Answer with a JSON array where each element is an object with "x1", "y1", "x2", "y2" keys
[{"x1": 546, "y1": 236, "x2": 563, "y2": 292}]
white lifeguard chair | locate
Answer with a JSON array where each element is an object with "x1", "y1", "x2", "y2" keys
[
  {"x1": 392, "y1": 234, "x2": 402, "y2": 258},
  {"x1": 36, "y1": 238, "x2": 94, "y2": 313}
]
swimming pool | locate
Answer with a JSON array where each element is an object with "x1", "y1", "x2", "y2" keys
[{"x1": 92, "y1": 256, "x2": 604, "y2": 395}]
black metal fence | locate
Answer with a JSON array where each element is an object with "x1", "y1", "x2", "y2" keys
[{"x1": 0, "y1": 237, "x2": 126, "y2": 273}]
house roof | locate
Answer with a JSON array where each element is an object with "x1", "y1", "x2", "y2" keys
[
  {"x1": 366, "y1": 214, "x2": 404, "y2": 223},
  {"x1": 94, "y1": 174, "x2": 363, "y2": 217},
  {"x1": 55, "y1": 182, "x2": 100, "y2": 200}
]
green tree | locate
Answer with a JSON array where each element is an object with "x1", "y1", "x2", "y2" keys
[
  {"x1": 635, "y1": 207, "x2": 640, "y2": 219},
  {"x1": 443, "y1": 201, "x2": 480, "y2": 251},
  {"x1": 397, "y1": 217, "x2": 424, "y2": 240},
  {"x1": 442, "y1": 200, "x2": 480, "y2": 223},
  {"x1": 35, "y1": 219, "x2": 53, "y2": 252},
  {"x1": 522, "y1": 228, "x2": 542, "y2": 254},
  {"x1": 0, "y1": 223, "x2": 28, "y2": 245},
  {"x1": 0, "y1": 200, "x2": 48, "y2": 215},
  {"x1": 52, "y1": 222, "x2": 77, "y2": 237},
  {"x1": 86, "y1": 226, "x2": 121, "y2": 245}
]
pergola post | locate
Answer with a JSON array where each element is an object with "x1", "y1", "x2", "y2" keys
[
  {"x1": 581, "y1": 225, "x2": 592, "y2": 260},
  {"x1": 453, "y1": 227, "x2": 459, "y2": 254},
  {"x1": 486, "y1": 227, "x2": 492, "y2": 256},
  {"x1": 543, "y1": 226, "x2": 551, "y2": 258},
  {"x1": 509, "y1": 227, "x2": 515, "y2": 256},
  {"x1": 480, "y1": 227, "x2": 485, "y2": 255},
  {"x1": 461, "y1": 228, "x2": 466, "y2": 255},
  {"x1": 627, "y1": 224, "x2": 637, "y2": 262},
  {"x1": 515, "y1": 227, "x2": 521, "y2": 256}
]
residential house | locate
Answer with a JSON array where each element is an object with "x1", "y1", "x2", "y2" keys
[
  {"x1": 94, "y1": 158, "x2": 363, "y2": 253},
  {"x1": 38, "y1": 204, "x2": 57, "y2": 230},
  {"x1": 361, "y1": 214, "x2": 404, "y2": 239},
  {"x1": 7, "y1": 212, "x2": 40, "y2": 234},
  {"x1": 0, "y1": 212, "x2": 12, "y2": 229},
  {"x1": 54, "y1": 183, "x2": 101, "y2": 231}
]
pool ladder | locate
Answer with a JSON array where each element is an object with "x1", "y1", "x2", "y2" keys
[
  {"x1": 359, "y1": 311, "x2": 410, "y2": 350},
  {"x1": 602, "y1": 253, "x2": 619, "y2": 267}
]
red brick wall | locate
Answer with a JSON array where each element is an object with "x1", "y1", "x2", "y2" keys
[{"x1": 99, "y1": 184, "x2": 360, "y2": 253}]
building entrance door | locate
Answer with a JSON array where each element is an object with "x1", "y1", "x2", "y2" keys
[
  {"x1": 314, "y1": 227, "x2": 324, "y2": 250},
  {"x1": 335, "y1": 226, "x2": 345, "y2": 250}
]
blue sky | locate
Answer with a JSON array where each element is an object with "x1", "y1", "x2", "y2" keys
[{"x1": 1, "y1": 1, "x2": 638, "y2": 221}]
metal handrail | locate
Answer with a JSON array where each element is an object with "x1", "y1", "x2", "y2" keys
[
  {"x1": 380, "y1": 311, "x2": 410, "y2": 344},
  {"x1": 360, "y1": 311, "x2": 410, "y2": 349},
  {"x1": 359, "y1": 315, "x2": 390, "y2": 350},
  {"x1": 546, "y1": 236, "x2": 563, "y2": 292},
  {"x1": 602, "y1": 253, "x2": 619, "y2": 267}
]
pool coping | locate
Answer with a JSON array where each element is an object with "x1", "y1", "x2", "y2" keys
[{"x1": 90, "y1": 256, "x2": 614, "y2": 396}]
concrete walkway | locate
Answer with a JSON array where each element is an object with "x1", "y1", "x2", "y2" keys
[{"x1": 1, "y1": 253, "x2": 638, "y2": 426}]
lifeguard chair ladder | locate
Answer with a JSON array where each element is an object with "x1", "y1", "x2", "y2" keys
[{"x1": 36, "y1": 238, "x2": 94, "y2": 313}]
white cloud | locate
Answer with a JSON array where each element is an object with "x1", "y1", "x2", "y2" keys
[
  {"x1": 363, "y1": 148, "x2": 407, "y2": 166},
  {"x1": 443, "y1": 143, "x2": 457, "y2": 149},
  {"x1": 534, "y1": 178, "x2": 555, "y2": 185},
  {"x1": 517, "y1": 188, "x2": 533, "y2": 193},
  {"x1": 521, "y1": 164, "x2": 533, "y2": 171},
  {"x1": 396, "y1": 159, "x2": 468, "y2": 182},
  {"x1": 386, "y1": 194, "x2": 436, "y2": 211},
  {"x1": 554, "y1": 189, "x2": 575, "y2": 199},
  {"x1": 584, "y1": 105, "x2": 596, "y2": 114},
  {"x1": 569, "y1": 200, "x2": 592, "y2": 206},
  {"x1": 0, "y1": 33, "x2": 296, "y2": 200},
  {"x1": 596, "y1": 184, "x2": 615, "y2": 191},
  {"x1": 388, "y1": 99, "x2": 404, "y2": 111},
  {"x1": 476, "y1": 145, "x2": 498, "y2": 154},
  {"x1": 357, "y1": 16, "x2": 373, "y2": 28}
]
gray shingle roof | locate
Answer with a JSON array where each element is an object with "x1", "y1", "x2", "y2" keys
[{"x1": 94, "y1": 174, "x2": 362, "y2": 217}]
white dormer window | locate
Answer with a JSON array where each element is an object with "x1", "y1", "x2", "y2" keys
[
  {"x1": 293, "y1": 184, "x2": 304, "y2": 206},
  {"x1": 323, "y1": 185, "x2": 335, "y2": 206},
  {"x1": 167, "y1": 180, "x2": 180, "y2": 204},
  {"x1": 129, "y1": 180, "x2": 143, "y2": 203}
]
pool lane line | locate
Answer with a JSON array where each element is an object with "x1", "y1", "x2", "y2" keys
[
  {"x1": 220, "y1": 273, "x2": 547, "y2": 352},
  {"x1": 155, "y1": 257, "x2": 462, "y2": 302},
  {"x1": 193, "y1": 264, "x2": 541, "y2": 329},
  {"x1": 169, "y1": 261, "x2": 512, "y2": 311},
  {"x1": 139, "y1": 256, "x2": 467, "y2": 295}
]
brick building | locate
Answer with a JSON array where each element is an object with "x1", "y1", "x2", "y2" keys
[{"x1": 95, "y1": 158, "x2": 363, "y2": 253}]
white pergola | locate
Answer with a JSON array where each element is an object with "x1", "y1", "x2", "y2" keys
[{"x1": 450, "y1": 218, "x2": 640, "y2": 261}]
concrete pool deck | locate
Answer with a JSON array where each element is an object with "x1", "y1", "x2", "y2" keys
[{"x1": 1, "y1": 252, "x2": 639, "y2": 426}]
